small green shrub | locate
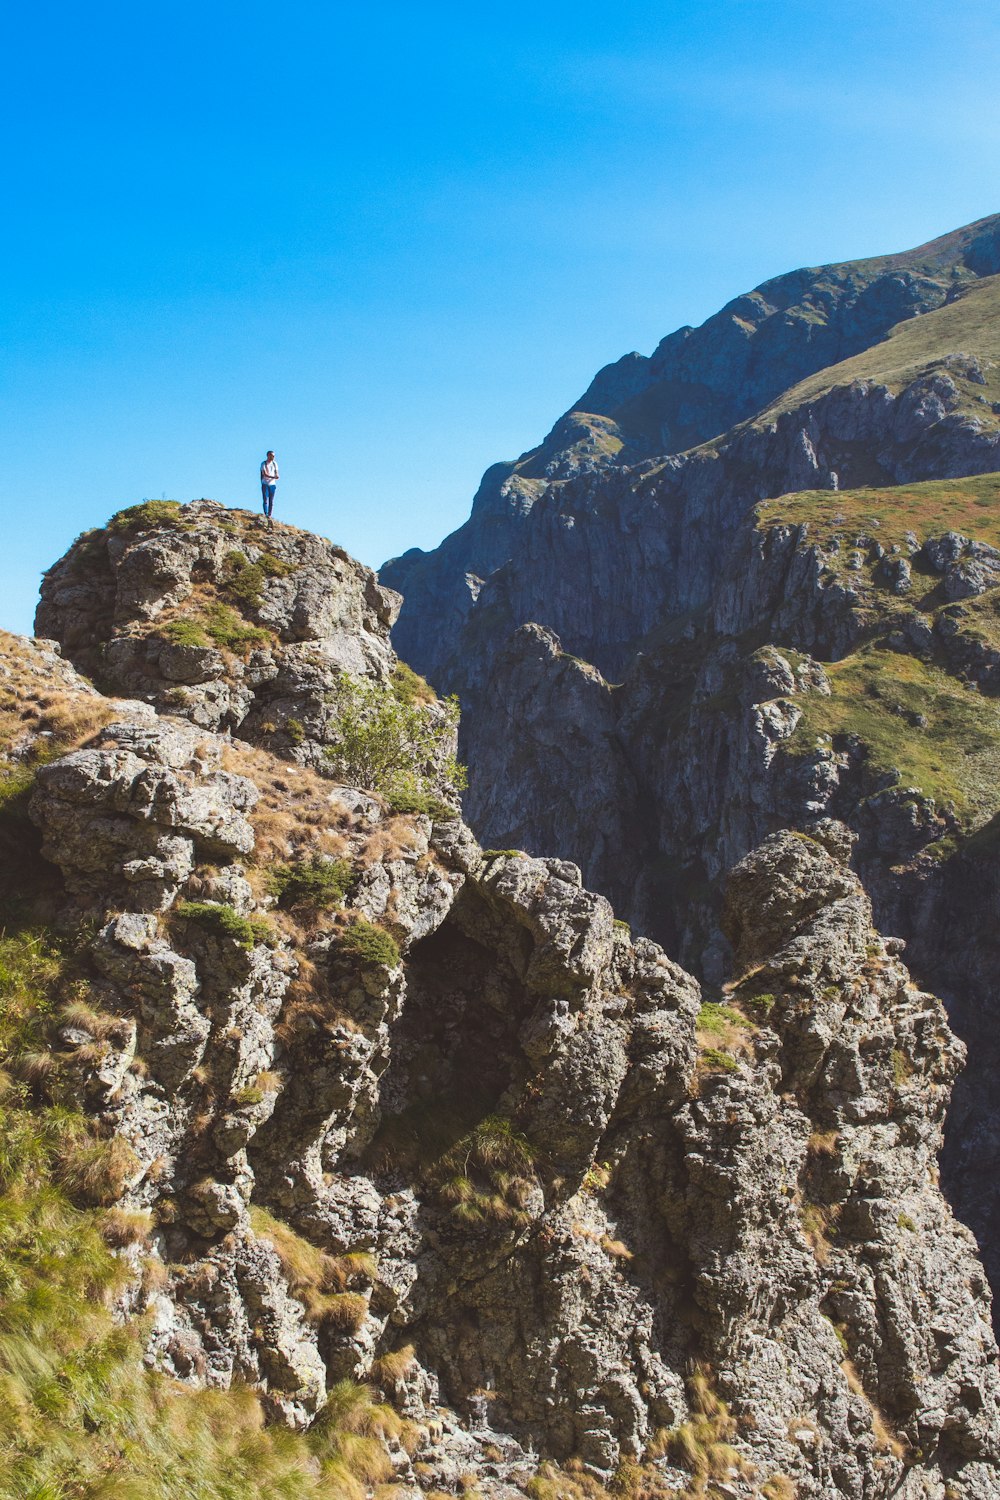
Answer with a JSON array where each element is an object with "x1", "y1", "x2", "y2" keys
[
  {"x1": 106, "y1": 499, "x2": 184, "y2": 532},
  {"x1": 746, "y1": 992, "x2": 776, "y2": 1017},
  {"x1": 391, "y1": 659, "x2": 438, "y2": 706},
  {"x1": 385, "y1": 776, "x2": 454, "y2": 818},
  {"x1": 224, "y1": 550, "x2": 265, "y2": 604},
  {"x1": 222, "y1": 549, "x2": 295, "y2": 610},
  {"x1": 202, "y1": 601, "x2": 270, "y2": 651},
  {"x1": 266, "y1": 856, "x2": 351, "y2": 911},
  {"x1": 257, "y1": 551, "x2": 294, "y2": 578},
  {"x1": 699, "y1": 1047, "x2": 739, "y2": 1075},
  {"x1": 161, "y1": 617, "x2": 211, "y2": 649},
  {"x1": 285, "y1": 716, "x2": 305, "y2": 745},
  {"x1": 338, "y1": 919, "x2": 400, "y2": 970},
  {"x1": 174, "y1": 901, "x2": 274, "y2": 950},
  {"x1": 323, "y1": 673, "x2": 466, "y2": 807}
]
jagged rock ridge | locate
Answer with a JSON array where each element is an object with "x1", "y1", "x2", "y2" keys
[
  {"x1": 374, "y1": 215, "x2": 1000, "y2": 1326},
  {"x1": 382, "y1": 213, "x2": 1000, "y2": 682}
]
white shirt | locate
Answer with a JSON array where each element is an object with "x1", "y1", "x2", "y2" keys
[{"x1": 261, "y1": 457, "x2": 279, "y2": 484}]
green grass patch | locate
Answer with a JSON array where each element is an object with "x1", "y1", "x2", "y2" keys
[
  {"x1": 337, "y1": 918, "x2": 400, "y2": 970},
  {"x1": 696, "y1": 1002, "x2": 752, "y2": 1038},
  {"x1": 790, "y1": 645, "x2": 1000, "y2": 828},
  {"x1": 266, "y1": 856, "x2": 352, "y2": 911},
  {"x1": 106, "y1": 499, "x2": 185, "y2": 533},
  {"x1": 161, "y1": 617, "x2": 212, "y2": 649},
  {"x1": 759, "y1": 471, "x2": 1000, "y2": 556},
  {"x1": 174, "y1": 901, "x2": 274, "y2": 950},
  {"x1": 202, "y1": 601, "x2": 271, "y2": 652},
  {"x1": 698, "y1": 1046, "x2": 739, "y2": 1075}
]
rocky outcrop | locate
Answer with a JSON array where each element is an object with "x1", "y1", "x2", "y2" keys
[
  {"x1": 451, "y1": 470, "x2": 1000, "y2": 1318},
  {"x1": 374, "y1": 215, "x2": 1000, "y2": 1339},
  {"x1": 10, "y1": 622, "x2": 997, "y2": 1495},
  {"x1": 36, "y1": 500, "x2": 464, "y2": 818},
  {"x1": 37, "y1": 498, "x2": 401, "y2": 752}
]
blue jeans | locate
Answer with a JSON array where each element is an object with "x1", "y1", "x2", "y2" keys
[{"x1": 261, "y1": 483, "x2": 276, "y2": 517}]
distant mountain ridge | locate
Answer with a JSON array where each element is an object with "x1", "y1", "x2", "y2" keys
[{"x1": 382, "y1": 212, "x2": 1000, "y2": 680}]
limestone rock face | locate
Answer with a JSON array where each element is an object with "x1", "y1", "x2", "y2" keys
[
  {"x1": 7, "y1": 591, "x2": 999, "y2": 1496},
  {"x1": 375, "y1": 216, "x2": 1000, "y2": 1336},
  {"x1": 36, "y1": 498, "x2": 401, "y2": 749}
]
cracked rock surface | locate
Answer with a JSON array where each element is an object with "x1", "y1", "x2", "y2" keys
[{"x1": 6, "y1": 498, "x2": 999, "y2": 1493}]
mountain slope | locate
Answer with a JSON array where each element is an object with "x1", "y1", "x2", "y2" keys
[
  {"x1": 376, "y1": 213, "x2": 1000, "y2": 1323},
  {"x1": 9, "y1": 503, "x2": 1000, "y2": 1498},
  {"x1": 383, "y1": 222, "x2": 1000, "y2": 688}
]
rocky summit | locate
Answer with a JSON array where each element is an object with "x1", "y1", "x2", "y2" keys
[{"x1": 0, "y1": 492, "x2": 997, "y2": 1499}]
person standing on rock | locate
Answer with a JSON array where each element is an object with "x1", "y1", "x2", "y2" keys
[{"x1": 260, "y1": 451, "x2": 279, "y2": 528}]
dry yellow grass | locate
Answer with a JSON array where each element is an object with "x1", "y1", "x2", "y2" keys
[
  {"x1": 799, "y1": 1201, "x2": 841, "y2": 1266},
  {"x1": 248, "y1": 1205, "x2": 376, "y2": 1332},
  {"x1": 358, "y1": 815, "x2": 426, "y2": 865},
  {"x1": 840, "y1": 1361, "x2": 907, "y2": 1459},
  {"x1": 221, "y1": 739, "x2": 356, "y2": 870},
  {"x1": 0, "y1": 632, "x2": 117, "y2": 765}
]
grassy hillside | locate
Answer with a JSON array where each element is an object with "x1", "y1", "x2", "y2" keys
[
  {"x1": 791, "y1": 646, "x2": 1000, "y2": 830},
  {"x1": 755, "y1": 474, "x2": 1000, "y2": 835},
  {"x1": 752, "y1": 273, "x2": 1000, "y2": 428},
  {"x1": 759, "y1": 471, "x2": 1000, "y2": 553}
]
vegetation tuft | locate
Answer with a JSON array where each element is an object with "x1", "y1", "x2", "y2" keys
[
  {"x1": 695, "y1": 1003, "x2": 754, "y2": 1076},
  {"x1": 391, "y1": 659, "x2": 438, "y2": 706},
  {"x1": 222, "y1": 549, "x2": 294, "y2": 609},
  {"x1": 337, "y1": 918, "x2": 400, "y2": 970},
  {"x1": 161, "y1": 617, "x2": 212, "y2": 650},
  {"x1": 430, "y1": 1114, "x2": 539, "y2": 1229},
  {"x1": 265, "y1": 855, "x2": 352, "y2": 911},
  {"x1": 647, "y1": 1364, "x2": 751, "y2": 1493},
  {"x1": 202, "y1": 601, "x2": 271, "y2": 652},
  {"x1": 106, "y1": 499, "x2": 185, "y2": 533},
  {"x1": 174, "y1": 901, "x2": 275, "y2": 950},
  {"x1": 249, "y1": 1206, "x2": 377, "y2": 1332},
  {"x1": 323, "y1": 672, "x2": 466, "y2": 812}
]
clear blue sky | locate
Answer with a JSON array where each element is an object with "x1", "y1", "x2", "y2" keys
[{"x1": 3, "y1": 1, "x2": 998, "y2": 634}]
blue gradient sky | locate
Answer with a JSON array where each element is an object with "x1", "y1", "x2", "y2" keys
[{"x1": 3, "y1": 1, "x2": 999, "y2": 633}]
